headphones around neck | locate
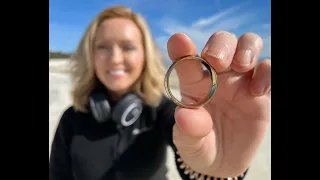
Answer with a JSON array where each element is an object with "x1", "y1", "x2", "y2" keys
[{"x1": 88, "y1": 89, "x2": 144, "y2": 127}]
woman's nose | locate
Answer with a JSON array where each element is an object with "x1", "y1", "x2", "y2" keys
[{"x1": 109, "y1": 47, "x2": 124, "y2": 64}]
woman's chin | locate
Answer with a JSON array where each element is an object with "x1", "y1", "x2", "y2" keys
[
  {"x1": 106, "y1": 83, "x2": 132, "y2": 94},
  {"x1": 101, "y1": 77, "x2": 136, "y2": 95}
]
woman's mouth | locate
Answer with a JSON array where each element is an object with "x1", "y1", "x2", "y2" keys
[{"x1": 108, "y1": 70, "x2": 126, "y2": 78}]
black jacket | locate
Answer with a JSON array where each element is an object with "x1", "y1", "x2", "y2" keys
[{"x1": 49, "y1": 95, "x2": 248, "y2": 180}]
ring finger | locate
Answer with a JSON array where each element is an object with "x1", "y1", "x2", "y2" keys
[{"x1": 231, "y1": 32, "x2": 263, "y2": 73}]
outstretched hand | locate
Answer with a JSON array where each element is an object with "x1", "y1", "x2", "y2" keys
[{"x1": 167, "y1": 31, "x2": 271, "y2": 177}]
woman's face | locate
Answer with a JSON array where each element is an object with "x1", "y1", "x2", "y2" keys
[{"x1": 93, "y1": 17, "x2": 145, "y2": 95}]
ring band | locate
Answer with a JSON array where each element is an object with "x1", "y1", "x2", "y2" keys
[{"x1": 164, "y1": 55, "x2": 218, "y2": 109}]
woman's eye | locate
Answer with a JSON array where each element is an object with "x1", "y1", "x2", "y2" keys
[
  {"x1": 97, "y1": 45, "x2": 110, "y2": 50},
  {"x1": 123, "y1": 45, "x2": 136, "y2": 51}
]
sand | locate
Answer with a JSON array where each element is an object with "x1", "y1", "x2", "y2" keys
[{"x1": 49, "y1": 59, "x2": 270, "y2": 180}]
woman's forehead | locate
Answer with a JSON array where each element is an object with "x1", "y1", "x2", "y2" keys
[{"x1": 95, "y1": 18, "x2": 142, "y2": 42}]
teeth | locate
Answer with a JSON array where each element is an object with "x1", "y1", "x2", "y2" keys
[{"x1": 110, "y1": 70, "x2": 125, "y2": 75}]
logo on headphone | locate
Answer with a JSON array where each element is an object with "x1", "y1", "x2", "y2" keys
[{"x1": 121, "y1": 102, "x2": 143, "y2": 127}]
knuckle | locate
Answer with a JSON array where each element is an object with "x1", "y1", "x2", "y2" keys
[
  {"x1": 242, "y1": 32, "x2": 260, "y2": 39},
  {"x1": 240, "y1": 32, "x2": 263, "y2": 49},
  {"x1": 213, "y1": 30, "x2": 237, "y2": 39}
]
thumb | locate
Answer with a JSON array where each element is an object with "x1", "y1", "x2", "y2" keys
[{"x1": 173, "y1": 106, "x2": 212, "y2": 151}]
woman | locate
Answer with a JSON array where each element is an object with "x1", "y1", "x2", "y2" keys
[{"x1": 49, "y1": 5, "x2": 271, "y2": 180}]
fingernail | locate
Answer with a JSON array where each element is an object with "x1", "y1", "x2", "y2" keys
[
  {"x1": 203, "y1": 31, "x2": 236, "y2": 62},
  {"x1": 205, "y1": 43, "x2": 229, "y2": 62},
  {"x1": 234, "y1": 49, "x2": 253, "y2": 66}
]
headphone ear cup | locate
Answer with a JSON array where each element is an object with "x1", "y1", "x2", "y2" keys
[
  {"x1": 89, "y1": 93, "x2": 111, "y2": 123},
  {"x1": 112, "y1": 93, "x2": 143, "y2": 127}
]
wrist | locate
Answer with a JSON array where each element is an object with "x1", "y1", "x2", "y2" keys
[{"x1": 175, "y1": 150, "x2": 249, "y2": 180}]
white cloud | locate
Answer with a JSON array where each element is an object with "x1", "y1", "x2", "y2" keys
[
  {"x1": 155, "y1": 4, "x2": 271, "y2": 65},
  {"x1": 191, "y1": 5, "x2": 243, "y2": 28}
]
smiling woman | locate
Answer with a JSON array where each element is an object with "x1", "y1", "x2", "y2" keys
[
  {"x1": 93, "y1": 18, "x2": 146, "y2": 100},
  {"x1": 49, "y1": 4, "x2": 271, "y2": 180},
  {"x1": 69, "y1": 6, "x2": 165, "y2": 112}
]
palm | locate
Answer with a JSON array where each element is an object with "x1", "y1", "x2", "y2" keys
[
  {"x1": 210, "y1": 70, "x2": 270, "y2": 119},
  {"x1": 204, "y1": 69, "x2": 270, "y2": 170},
  {"x1": 178, "y1": 68, "x2": 270, "y2": 173}
]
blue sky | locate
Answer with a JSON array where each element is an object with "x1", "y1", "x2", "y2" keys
[{"x1": 49, "y1": 0, "x2": 271, "y2": 61}]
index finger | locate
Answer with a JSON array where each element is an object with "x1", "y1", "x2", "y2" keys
[{"x1": 167, "y1": 33, "x2": 204, "y2": 85}]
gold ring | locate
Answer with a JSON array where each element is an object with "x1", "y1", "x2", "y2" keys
[{"x1": 164, "y1": 55, "x2": 218, "y2": 109}]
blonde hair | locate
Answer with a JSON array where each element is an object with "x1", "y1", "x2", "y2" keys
[{"x1": 69, "y1": 5, "x2": 166, "y2": 112}]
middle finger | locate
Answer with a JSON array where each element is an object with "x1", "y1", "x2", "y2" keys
[{"x1": 201, "y1": 31, "x2": 238, "y2": 73}]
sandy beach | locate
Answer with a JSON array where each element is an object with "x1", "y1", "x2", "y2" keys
[{"x1": 49, "y1": 59, "x2": 270, "y2": 180}]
